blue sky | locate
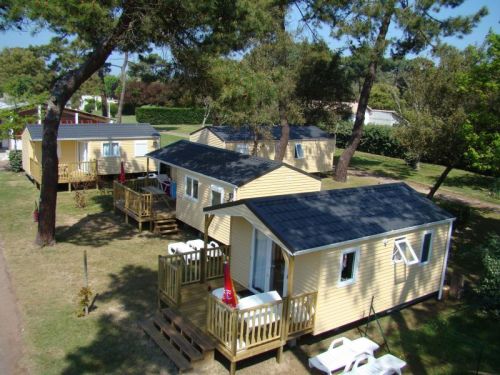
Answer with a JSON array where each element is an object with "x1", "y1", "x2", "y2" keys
[{"x1": 0, "y1": 0, "x2": 498, "y2": 74}]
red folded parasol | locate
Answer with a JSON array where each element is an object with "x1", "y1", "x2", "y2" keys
[
  {"x1": 119, "y1": 161, "x2": 126, "y2": 183},
  {"x1": 222, "y1": 257, "x2": 238, "y2": 308}
]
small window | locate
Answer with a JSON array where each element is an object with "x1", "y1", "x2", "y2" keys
[
  {"x1": 235, "y1": 143, "x2": 250, "y2": 155},
  {"x1": 339, "y1": 248, "x2": 359, "y2": 286},
  {"x1": 294, "y1": 143, "x2": 304, "y2": 159},
  {"x1": 134, "y1": 140, "x2": 148, "y2": 156},
  {"x1": 421, "y1": 231, "x2": 433, "y2": 264},
  {"x1": 211, "y1": 185, "x2": 224, "y2": 206},
  {"x1": 103, "y1": 142, "x2": 120, "y2": 157},
  {"x1": 393, "y1": 238, "x2": 419, "y2": 265},
  {"x1": 185, "y1": 175, "x2": 199, "y2": 200}
]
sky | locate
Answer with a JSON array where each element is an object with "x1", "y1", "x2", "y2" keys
[{"x1": 0, "y1": 0, "x2": 498, "y2": 75}]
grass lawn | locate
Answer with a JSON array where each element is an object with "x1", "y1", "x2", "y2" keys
[
  {"x1": 160, "y1": 133, "x2": 186, "y2": 147},
  {"x1": 0, "y1": 169, "x2": 498, "y2": 374},
  {"x1": 119, "y1": 115, "x2": 203, "y2": 135},
  {"x1": 330, "y1": 149, "x2": 499, "y2": 205}
]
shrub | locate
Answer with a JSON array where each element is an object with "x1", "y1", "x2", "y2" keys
[
  {"x1": 334, "y1": 121, "x2": 406, "y2": 158},
  {"x1": 136, "y1": 106, "x2": 209, "y2": 125},
  {"x1": 474, "y1": 235, "x2": 500, "y2": 316},
  {"x1": 109, "y1": 102, "x2": 118, "y2": 118},
  {"x1": 83, "y1": 102, "x2": 94, "y2": 113},
  {"x1": 8, "y1": 150, "x2": 22, "y2": 172}
]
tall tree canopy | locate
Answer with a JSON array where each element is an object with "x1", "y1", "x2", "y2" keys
[
  {"x1": 128, "y1": 53, "x2": 172, "y2": 83},
  {"x1": 304, "y1": 0, "x2": 487, "y2": 181},
  {"x1": 1, "y1": 0, "x2": 272, "y2": 246}
]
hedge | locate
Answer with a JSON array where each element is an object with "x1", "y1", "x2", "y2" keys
[
  {"x1": 334, "y1": 121, "x2": 406, "y2": 159},
  {"x1": 8, "y1": 150, "x2": 22, "y2": 172},
  {"x1": 135, "y1": 106, "x2": 209, "y2": 125}
]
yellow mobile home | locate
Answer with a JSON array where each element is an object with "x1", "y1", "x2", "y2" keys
[
  {"x1": 142, "y1": 140, "x2": 321, "y2": 243},
  {"x1": 189, "y1": 125, "x2": 335, "y2": 173},
  {"x1": 22, "y1": 123, "x2": 160, "y2": 187}
]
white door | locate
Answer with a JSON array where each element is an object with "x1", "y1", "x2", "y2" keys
[
  {"x1": 78, "y1": 142, "x2": 88, "y2": 172},
  {"x1": 250, "y1": 229, "x2": 273, "y2": 293}
]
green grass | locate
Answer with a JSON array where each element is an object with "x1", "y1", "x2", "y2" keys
[
  {"x1": 119, "y1": 115, "x2": 203, "y2": 135},
  {"x1": 160, "y1": 133, "x2": 186, "y2": 147},
  {"x1": 338, "y1": 149, "x2": 499, "y2": 204}
]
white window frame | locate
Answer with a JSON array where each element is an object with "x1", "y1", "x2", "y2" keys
[
  {"x1": 210, "y1": 185, "x2": 224, "y2": 206},
  {"x1": 235, "y1": 143, "x2": 250, "y2": 155},
  {"x1": 338, "y1": 248, "x2": 360, "y2": 287},
  {"x1": 102, "y1": 141, "x2": 120, "y2": 158},
  {"x1": 393, "y1": 237, "x2": 419, "y2": 266},
  {"x1": 134, "y1": 140, "x2": 148, "y2": 157},
  {"x1": 184, "y1": 175, "x2": 199, "y2": 201},
  {"x1": 420, "y1": 230, "x2": 434, "y2": 265},
  {"x1": 294, "y1": 143, "x2": 305, "y2": 159}
]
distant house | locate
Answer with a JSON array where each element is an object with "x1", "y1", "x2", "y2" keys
[
  {"x1": 189, "y1": 125, "x2": 335, "y2": 173},
  {"x1": 22, "y1": 123, "x2": 159, "y2": 187},
  {"x1": 204, "y1": 183, "x2": 455, "y2": 335},
  {"x1": 145, "y1": 140, "x2": 321, "y2": 244},
  {"x1": 347, "y1": 102, "x2": 402, "y2": 126}
]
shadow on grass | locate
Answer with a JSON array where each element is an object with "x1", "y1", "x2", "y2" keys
[
  {"x1": 56, "y1": 212, "x2": 156, "y2": 247},
  {"x1": 61, "y1": 265, "x2": 174, "y2": 374},
  {"x1": 349, "y1": 156, "x2": 415, "y2": 180},
  {"x1": 441, "y1": 173, "x2": 495, "y2": 192}
]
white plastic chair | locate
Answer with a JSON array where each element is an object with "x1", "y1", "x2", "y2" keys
[
  {"x1": 342, "y1": 353, "x2": 406, "y2": 375},
  {"x1": 308, "y1": 337, "x2": 379, "y2": 374}
]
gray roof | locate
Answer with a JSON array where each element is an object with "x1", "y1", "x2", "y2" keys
[
  {"x1": 26, "y1": 123, "x2": 159, "y2": 141},
  {"x1": 205, "y1": 183, "x2": 455, "y2": 253},
  {"x1": 193, "y1": 125, "x2": 332, "y2": 142},
  {"x1": 147, "y1": 140, "x2": 315, "y2": 187}
]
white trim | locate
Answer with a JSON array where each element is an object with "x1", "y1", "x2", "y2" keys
[
  {"x1": 438, "y1": 222, "x2": 454, "y2": 300},
  {"x1": 210, "y1": 184, "x2": 224, "y2": 206},
  {"x1": 338, "y1": 247, "x2": 360, "y2": 287},
  {"x1": 294, "y1": 143, "x2": 304, "y2": 159},
  {"x1": 393, "y1": 237, "x2": 419, "y2": 266},
  {"x1": 147, "y1": 156, "x2": 238, "y2": 189},
  {"x1": 102, "y1": 141, "x2": 120, "y2": 158},
  {"x1": 420, "y1": 230, "x2": 434, "y2": 265},
  {"x1": 293, "y1": 218, "x2": 455, "y2": 256},
  {"x1": 184, "y1": 175, "x2": 199, "y2": 201}
]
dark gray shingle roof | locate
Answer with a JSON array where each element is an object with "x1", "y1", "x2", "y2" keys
[
  {"x1": 206, "y1": 183, "x2": 455, "y2": 253},
  {"x1": 146, "y1": 140, "x2": 285, "y2": 186},
  {"x1": 26, "y1": 123, "x2": 159, "y2": 141},
  {"x1": 193, "y1": 125, "x2": 332, "y2": 142}
]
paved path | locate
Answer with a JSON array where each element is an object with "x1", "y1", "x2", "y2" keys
[{"x1": 0, "y1": 239, "x2": 26, "y2": 374}]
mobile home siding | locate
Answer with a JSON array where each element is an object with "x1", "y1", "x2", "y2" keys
[
  {"x1": 21, "y1": 131, "x2": 32, "y2": 174},
  {"x1": 189, "y1": 128, "x2": 225, "y2": 149},
  {"x1": 229, "y1": 217, "x2": 254, "y2": 287},
  {"x1": 174, "y1": 167, "x2": 234, "y2": 244},
  {"x1": 310, "y1": 223, "x2": 450, "y2": 335},
  {"x1": 237, "y1": 165, "x2": 321, "y2": 199}
]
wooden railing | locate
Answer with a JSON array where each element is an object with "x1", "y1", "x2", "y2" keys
[
  {"x1": 29, "y1": 158, "x2": 96, "y2": 183},
  {"x1": 206, "y1": 293, "x2": 284, "y2": 355},
  {"x1": 125, "y1": 177, "x2": 159, "y2": 191},
  {"x1": 206, "y1": 291, "x2": 318, "y2": 356},
  {"x1": 113, "y1": 181, "x2": 153, "y2": 219},
  {"x1": 206, "y1": 246, "x2": 231, "y2": 280},
  {"x1": 158, "y1": 255, "x2": 182, "y2": 306}
]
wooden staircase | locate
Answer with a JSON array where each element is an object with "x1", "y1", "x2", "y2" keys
[
  {"x1": 141, "y1": 308, "x2": 216, "y2": 373},
  {"x1": 154, "y1": 218, "x2": 179, "y2": 236}
]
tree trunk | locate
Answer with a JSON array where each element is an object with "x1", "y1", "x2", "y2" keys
[
  {"x1": 98, "y1": 68, "x2": 109, "y2": 118},
  {"x1": 116, "y1": 51, "x2": 129, "y2": 123},
  {"x1": 427, "y1": 165, "x2": 453, "y2": 200},
  {"x1": 36, "y1": 6, "x2": 135, "y2": 246},
  {"x1": 334, "y1": 3, "x2": 394, "y2": 182}
]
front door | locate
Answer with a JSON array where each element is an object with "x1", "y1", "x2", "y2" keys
[{"x1": 250, "y1": 229, "x2": 287, "y2": 295}]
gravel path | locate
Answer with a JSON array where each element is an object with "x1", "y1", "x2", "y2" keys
[{"x1": 0, "y1": 238, "x2": 26, "y2": 375}]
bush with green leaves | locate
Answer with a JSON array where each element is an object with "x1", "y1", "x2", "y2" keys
[
  {"x1": 475, "y1": 235, "x2": 500, "y2": 316},
  {"x1": 8, "y1": 150, "x2": 22, "y2": 172},
  {"x1": 136, "y1": 106, "x2": 209, "y2": 125},
  {"x1": 109, "y1": 102, "x2": 118, "y2": 118}
]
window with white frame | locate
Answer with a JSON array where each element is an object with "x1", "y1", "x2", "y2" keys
[
  {"x1": 235, "y1": 143, "x2": 250, "y2": 155},
  {"x1": 184, "y1": 175, "x2": 199, "y2": 200},
  {"x1": 339, "y1": 248, "x2": 359, "y2": 285},
  {"x1": 134, "y1": 140, "x2": 148, "y2": 156},
  {"x1": 420, "y1": 231, "x2": 433, "y2": 264},
  {"x1": 393, "y1": 237, "x2": 419, "y2": 265},
  {"x1": 294, "y1": 143, "x2": 304, "y2": 159},
  {"x1": 210, "y1": 185, "x2": 224, "y2": 206},
  {"x1": 102, "y1": 142, "x2": 120, "y2": 157}
]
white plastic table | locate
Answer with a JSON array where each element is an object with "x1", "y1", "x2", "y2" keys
[
  {"x1": 186, "y1": 239, "x2": 224, "y2": 257},
  {"x1": 238, "y1": 291, "x2": 282, "y2": 328}
]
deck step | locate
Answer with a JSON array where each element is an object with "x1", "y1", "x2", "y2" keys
[
  {"x1": 154, "y1": 218, "x2": 179, "y2": 236},
  {"x1": 140, "y1": 320, "x2": 192, "y2": 372},
  {"x1": 153, "y1": 312, "x2": 203, "y2": 362},
  {"x1": 160, "y1": 308, "x2": 216, "y2": 353}
]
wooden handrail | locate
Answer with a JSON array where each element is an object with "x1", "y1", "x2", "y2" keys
[{"x1": 29, "y1": 158, "x2": 96, "y2": 184}]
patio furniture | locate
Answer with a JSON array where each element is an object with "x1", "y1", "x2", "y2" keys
[
  {"x1": 238, "y1": 291, "x2": 282, "y2": 328},
  {"x1": 187, "y1": 239, "x2": 224, "y2": 257},
  {"x1": 308, "y1": 337, "x2": 380, "y2": 374},
  {"x1": 212, "y1": 287, "x2": 241, "y2": 301},
  {"x1": 342, "y1": 353, "x2": 406, "y2": 375}
]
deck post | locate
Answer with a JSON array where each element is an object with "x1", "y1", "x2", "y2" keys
[
  {"x1": 146, "y1": 157, "x2": 149, "y2": 175},
  {"x1": 230, "y1": 361, "x2": 236, "y2": 375},
  {"x1": 201, "y1": 214, "x2": 215, "y2": 283},
  {"x1": 281, "y1": 250, "x2": 295, "y2": 344}
]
